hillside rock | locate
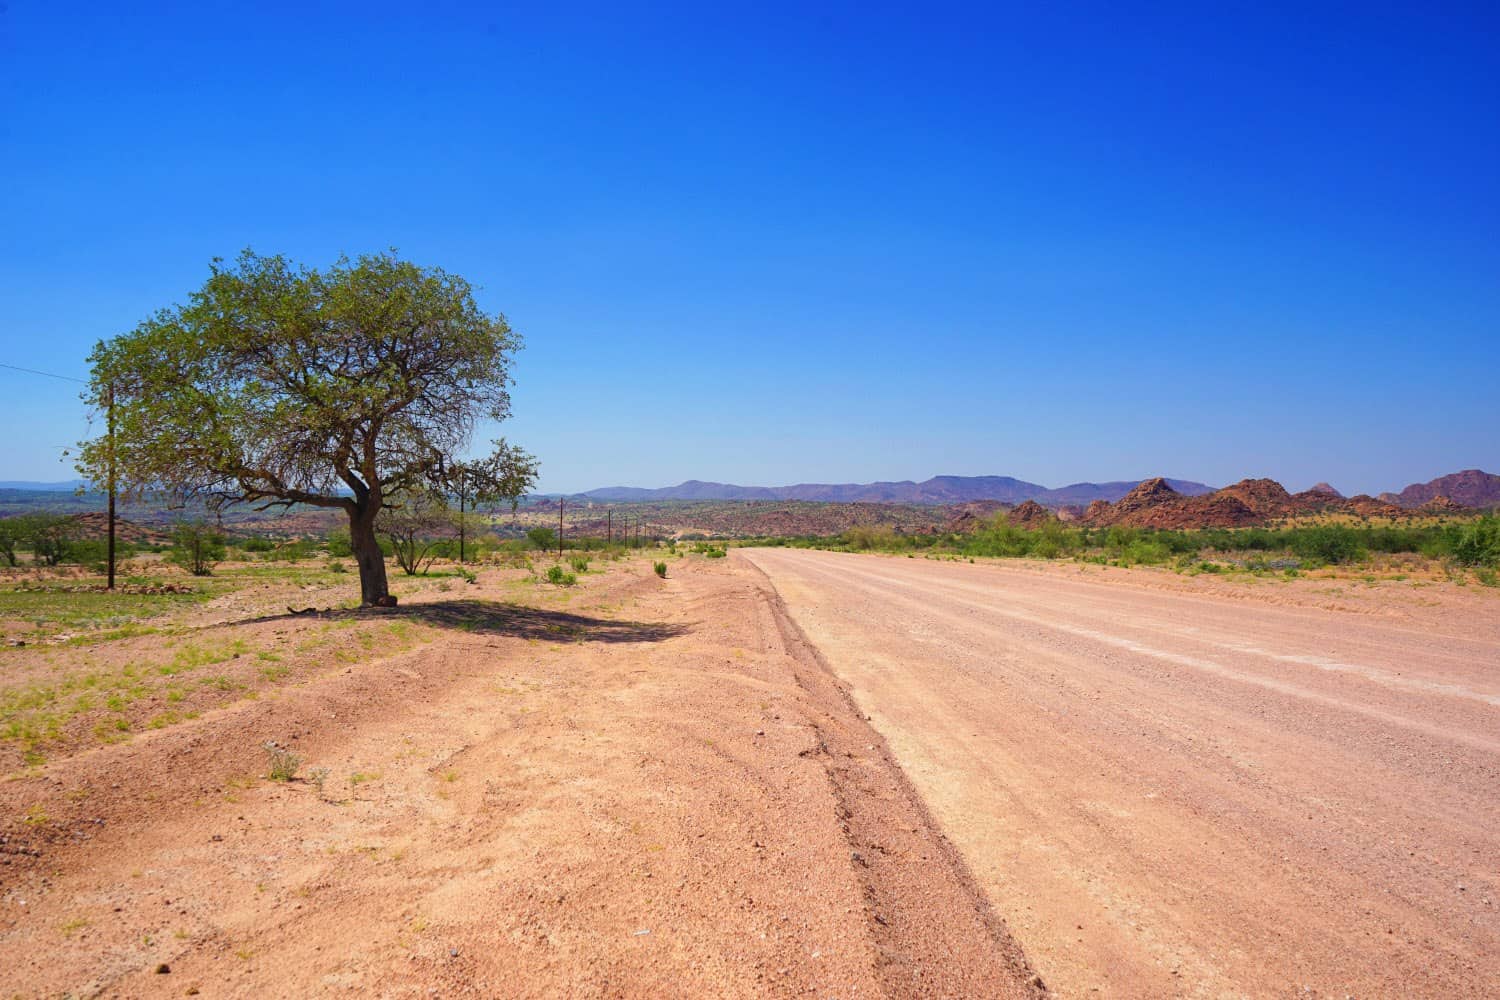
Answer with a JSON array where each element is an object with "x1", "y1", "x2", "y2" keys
[
  {"x1": 1082, "y1": 500, "x2": 1113, "y2": 524},
  {"x1": 944, "y1": 501, "x2": 1007, "y2": 533},
  {"x1": 1134, "y1": 492, "x2": 1259, "y2": 529},
  {"x1": 1215, "y1": 478, "x2": 1296, "y2": 517},
  {"x1": 1421, "y1": 495, "x2": 1465, "y2": 513},
  {"x1": 1007, "y1": 500, "x2": 1055, "y2": 528},
  {"x1": 1107, "y1": 478, "x2": 1181, "y2": 520},
  {"x1": 1388, "y1": 469, "x2": 1499, "y2": 509},
  {"x1": 67, "y1": 513, "x2": 169, "y2": 545},
  {"x1": 1344, "y1": 495, "x2": 1406, "y2": 518}
]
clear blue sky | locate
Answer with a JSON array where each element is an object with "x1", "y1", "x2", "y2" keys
[{"x1": 1, "y1": 2, "x2": 1495, "y2": 496}]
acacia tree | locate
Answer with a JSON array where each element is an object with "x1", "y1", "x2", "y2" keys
[
  {"x1": 444, "y1": 439, "x2": 539, "y2": 562},
  {"x1": 377, "y1": 489, "x2": 455, "y2": 576},
  {"x1": 79, "y1": 250, "x2": 529, "y2": 606}
]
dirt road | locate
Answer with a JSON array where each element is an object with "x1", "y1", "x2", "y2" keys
[
  {"x1": 0, "y1": 556, "x2": 1039, "y2": 998},
  {"x1": 743, "y1": 548, "x2": 1500, "y2": 998}
]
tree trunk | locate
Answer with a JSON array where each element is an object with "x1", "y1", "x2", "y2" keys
[{"x1": 349, "y1": 503, "x2": 391, "y2": 606}]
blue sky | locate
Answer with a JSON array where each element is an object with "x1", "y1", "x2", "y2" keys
[{"x1": 1, "y1": 2, "x2": 1495, "y2": 496}]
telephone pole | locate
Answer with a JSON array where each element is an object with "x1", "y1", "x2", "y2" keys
[
  {"x1": 457, "y1": 468, "x2": 466, "y2": 565},
  {"x1": 558, "y1": 497, "x2": 565, "y2": 560},
  {"x1": 106, "y1": 383, "x2": 116, "y2": 591}
]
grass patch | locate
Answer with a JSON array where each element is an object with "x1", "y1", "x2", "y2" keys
[{"x1": 0, "y1": 583, "x2": 209, "y2": 638}]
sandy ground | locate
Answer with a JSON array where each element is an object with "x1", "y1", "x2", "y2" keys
[
  {"x1": 742, "y1": 549, "x2": 1500, "y2": 999},
  {"x1": 0, "y1": 555, "x2": 1040, "y2": 998}
]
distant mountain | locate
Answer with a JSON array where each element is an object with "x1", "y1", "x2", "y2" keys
[
  {"x1": 1379, "y1": 469, "x2": 1500, "y2": 509},
  {"x1": 0, "y1": 479, "x2": 89, "y2": 491},
  {"x1": 576, "y1": 475, "x2": 1217, "y2": 507}
]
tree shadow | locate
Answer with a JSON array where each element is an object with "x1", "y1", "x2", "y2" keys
[{"x1": 249, "y1": 598, "x2": 688, "y2": 644}]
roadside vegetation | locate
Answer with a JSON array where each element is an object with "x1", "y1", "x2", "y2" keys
[
  {"x1": 0, "y1": 518, "x2": 678, "y2": 772},
  {"x1": 748, "y1": 515, "x2": 1500, "y2": 582}
]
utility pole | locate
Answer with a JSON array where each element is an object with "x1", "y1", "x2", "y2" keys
[
  {"x1": 558, "y1": 497, "x2": 564, "y2": 560},
  {"x1": 106, "y1": 383, "x2": 116, "y2": 591},
  {"x1": 457, "y1": 468, "x2": 466, "y2": 565},
  {"x1": 607, "y1": 508, "x2": 612, "y2": 547}
]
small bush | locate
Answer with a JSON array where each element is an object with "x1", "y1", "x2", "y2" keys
[
  {"x1": 844, "y1": 525, "x2": 897, "y2": 551},
  {"x1": 1452, "y1": 517, "x2": 1500, "y2": 568},
  {"x1": 545, "y1": 565, "x2": 577, "y2": 586},
  {"x1": 239, "y1": 536, "x2": 275, "y2": 553},
  {"x1": 325, "y1": 529, "x2": 353, "y2": 557},
  {"x1": 170, "y1": 521, "x2": 226, "y2": 576},
  {"x1": 69, "y1": 538, "x2": 138, "y2": 572},
  {"x1": 25, "y1": 515, "x2": 77, "y2": 566},
  {"x1": 264, "y1": 539, "x2": 318, "y2": 562},
  {"x1": 527, "y1": 527, "x2": 558, "y2": 552},
  {"x1": 264, "y1": 741, "x2": 302, "y2": 782},
  {"x1": 569, "y1": 555, "x2": 590, "y2": 573},
  {"x1": 1288, "y1": 525, "x2": 1366, "y2": 565},
  {"x1": 653, "y1": 561, "x2": 667, "y2": 578}
]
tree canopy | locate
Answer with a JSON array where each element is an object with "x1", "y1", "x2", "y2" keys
[{"x1": 79, "y1": 250, "x2": 534, "y2": 604}]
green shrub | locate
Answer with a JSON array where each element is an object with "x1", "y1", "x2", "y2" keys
[
  {"x1": 569, "y1": 555, "x2": 590, "y2": 573},
  {"x1": 26, "y1": 515, "x2": 76, "y2": 566},
  {"x1": 264, "y1": 741, "x2": 301, "y2": 782},
  {"x1": 1118, "y1": 540, "x2": 1172, "y2": 566},
  {"x1": 68, "y1": 538, "x2": 138, "y2": 571},
  {"x1": 0, "y1": 517, "x2": 26, "y2": 566},
  {"x1": 264, "y1": 539, "x2": 318, "y2": 562},
  {"x1": 239, "y1": 536, "x2": 275, "y2": 553},
  {"x1": 545, "y1": 565, "x2": 576, "y2": 586},
  {"x1": 169, "y1": 521, "x2": 226, "y2": 576},
  {"x1": 527, "y1": 527, "x2": 558, "y2": 552},
  {"x1": 653, "y1": 561, "x2": 667, "y2": 578},
  {"x1": 844, "y1": 525, "x2": 897, "y2": 550},
  {"x1": 325, "y1": 529, "x2": 353, "y2": 557},
  {"x1": 1452, "y1": 517, "x2": 1500, "y2": 567},
  {"x1": 1288, "y1": 526, "x2": 1366, "y2": 565}
]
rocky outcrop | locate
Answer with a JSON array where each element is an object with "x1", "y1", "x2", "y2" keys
[
  {"x1": 1007, "y1": 500, "x2": 1055, "y2": 528},
  {"x1": 1386, "y1": 470, "x2": 1499, "y2": 509}
]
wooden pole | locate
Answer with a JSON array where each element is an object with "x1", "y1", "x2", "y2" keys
[
  {"x1": 558, "y1": 497, "x2": 564, "y2": 560},
  {"x1": 106, "y1": 383, "x2": 116, "y2": 591},
  {"x1": 458, "y1": 470, "x2": 466, "y2": 565},
  {"x1": 607, "y1": 508, "x2": 612, "y2": 547}
]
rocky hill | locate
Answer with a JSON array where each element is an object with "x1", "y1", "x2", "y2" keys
[
  {"x1": 1007, "y1": 500, "x2": 1056, "y2": 527},
  {"x1": 1380, "y1": 470, "x2": 1500, "y2": 509},
  {"x1": 1080, "y1": 477, "x2": 1414, "y2": 529}
]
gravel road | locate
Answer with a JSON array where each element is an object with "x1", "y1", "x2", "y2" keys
[{"x1": 743, "y1": 548, "x2": 1500, "y2": 998}]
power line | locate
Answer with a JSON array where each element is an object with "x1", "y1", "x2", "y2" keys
[{"x1": 0, "y1": 361, "x2": 87, "y2": 384}]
